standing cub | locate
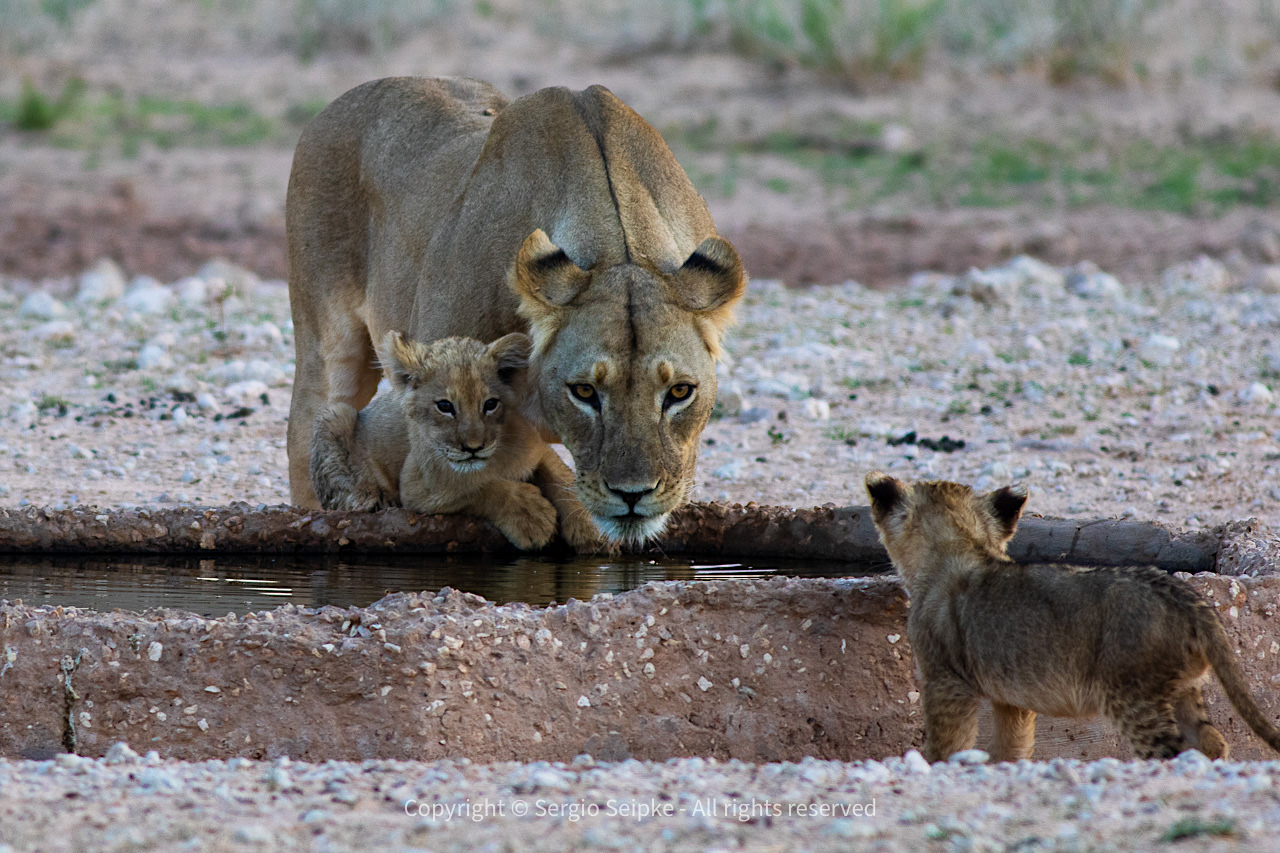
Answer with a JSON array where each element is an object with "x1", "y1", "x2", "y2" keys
[
  {"x1": 310, "y1": 332, "x2": 602, "y2": 551},
  {"x1": 865, "y1": 472, "x2": 1280, "y2": 762}
]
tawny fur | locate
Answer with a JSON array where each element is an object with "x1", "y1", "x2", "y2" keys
[
  {"x1": 865, "y1": 471, "x2": 1280, "y2": 763},
  {"x1": 285, "y1": 77, "x2": 745, "y2": 545},
  {"x1": 310, "y1": 333, "x2": 605, "y2": 552}
]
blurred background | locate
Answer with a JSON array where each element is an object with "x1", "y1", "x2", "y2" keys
[{"x1": 2, "y1": 0, "x2": 1279, "y2": 286}]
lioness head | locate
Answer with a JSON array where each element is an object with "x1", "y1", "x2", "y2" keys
[
  {"x1": 381, "y1": 331, "x2": 532, "y2": 473},
  {"x1": 510, "y1": 229, "x2": 745, "y2": 544},
  {"x1": 865, "y1": 472, "x2": 1029, "y2": 578}
]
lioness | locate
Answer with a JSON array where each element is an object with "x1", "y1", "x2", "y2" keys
[
  {"x1": 287, "y1": 77, "x2": 745, "y2": 545},
  {"x1": 865, "y1": 471, "x2": 1280, "y2": 762},
  {"x1": 311, "y1": 332, "x2": 602, "y2": 551}
]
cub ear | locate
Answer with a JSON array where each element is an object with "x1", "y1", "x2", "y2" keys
[
  {"x1": 988, "y1": 483, "x2": 1028, "y2": 543},
  {"x1": 671, "y1": 236, "x2": 746, "y2": 360},
  {"x1": 509, "y1": 230, "x2": 591, "y2": 353},
  {"x1": 865, "y1": 471, "x2": 905, "y2": 520},
  {"x1": 487, "y1": 333, "x2": 532, "y2": 385},
  {"x1": 380, "y1": 330, "x2": 430, "y2": 390}
]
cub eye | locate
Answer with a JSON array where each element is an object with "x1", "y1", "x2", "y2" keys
[
  {"x1": 435, "y1": 400, "x2": 455, "y2": 415},
  {"x1": 482, "y1": 398, "x2": 500, "y2": 414},
  {"x1": 569, "y1": 383, "x2": 599, "y2": 408},
  {"x1": 665, "y1": 383, "x2": 695, "y2": 408}
]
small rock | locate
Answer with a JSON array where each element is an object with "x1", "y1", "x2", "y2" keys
[
  {"x1": 713, "y1": 381, "x2": 745, "y2": 418},
  {"x1": 801, "y1": 398, "x2": 830, "y2": 421},
  {"x1": 1065, "y1": 261, "x2": 1124, "y2": 300},
  {"x1": 30, "y1": 320, "x2": 75, "y2": 343},
  {"x1": 713, "y1": 460, "x2": 745, "y2": 480},
  {"x1": 175, "y1": 276, "x2": 208, "y2": 306},
  {"x1": 697, "y1": 676, "x2": 713, "y2": 692},
  {"x1": 136, "y1": 343, "x2": 171, "y2": 371},
  {"x1": 119, "y1": 277, "x2": 174, "y2": 315},
  {"x1": 232, "y1": 825, "x2": 273, "y2": 845},
  {"x1": 19, "y1": 291, "x2": 65, "y2": 319},
  {"x1": 737, "y1": 407, "x2": 770, "y2": 424},
  {"x1": 76, "y1": 259, "x2": 127, "y2": 304},
  {"x1": 147, "y1": 641, "x2": 163, "y2": 662},
  {"x1": 198, "y1": 259, "x2": 260, "y2": 299},
  {"x1": 948, "y1": 749, "x2": 989, "y2": 765},
  {"x1": 1162, "y1": 255, "x2": 1232, "y2": 294},
  {"x1": 577, "y1": 695, "x2": 591, "y2": 708},
  {"x1": 1239, "y1": 382, "x2": 1274, "y2": 405},
  {"x1": 104, "y1": 742, "x2": 140, "y2": 765},
  {"x1": 223, "y1": 380, "x2": 270, "y2": 406},
  {"x1": 1138, "y1": 334, "x2": 1180, "y2": 367},
  {"x1": 903, "y1": 749, "x2": 932, "y2": 774}
]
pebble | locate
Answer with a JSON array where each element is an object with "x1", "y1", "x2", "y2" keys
[
  {"x1": 119, "y1": 277, "x2": 174, "y2": 315},
  {"x1": 1065, "y1": 261, "x2": 1124, "y2": 299},
  {"x1": 104, "y1": 742, "x2": 140, "y2": 765},
  {"x1": 76, "y1": 259, "x2": 127, "y2": 304},
  {"x1": 1239, "y1": 382, "x2": 1274, "y2": 405},
  {"x1": 30, "y1": 320, "x2": 75, "y2": 343},
  {"x1": 903, "y1": 750, "x2": 932, "y2": 774},
  {"x1": 1137, "y1": 333, "x2": 1180, "y2": 366},
  {"x1": 18, "y1": 291, "x2": 64, "y2": 319},
  {"x1": 949, "y1": 749, "x2": 989, "y2": 765}
]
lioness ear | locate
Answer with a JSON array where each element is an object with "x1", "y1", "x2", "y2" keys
[
  {"x1": 865, "y1": 471, "x2": 905, "y2": 521},
  {"x1": 487, "y1": 333, "x2": 532, "y2": 385},
  {"x1": 988, "y1": 483, "x2": 1028, "y2": 544},
  {"x1": 671, "y1": 236, "x2": 746, "y2": 360},
  {"x1": 509, "y1": 230, "x2": 591, "y2": 354},
  {"x1": 380, "y1": 330, "x2": 430, "y2": 390}
]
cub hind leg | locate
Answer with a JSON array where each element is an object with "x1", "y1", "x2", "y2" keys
[
  {"x1": 1172, "y1": 685, "x2": 1229, "y2": 760},
  {"x1": 1109, "y1": 697, "x2": 1188, "y2": 759}
]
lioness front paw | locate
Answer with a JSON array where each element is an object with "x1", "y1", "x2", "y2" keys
[
  {"x1": 558, "y1": 506, "x2": 616, "y2": 554},
  {"x1": 497, "y1": 482, "x2": 558, "y2": 550}
]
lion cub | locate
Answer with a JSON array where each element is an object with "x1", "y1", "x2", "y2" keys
[
  {"x1": 310, "y1": 332, "x2": 602, "y2": 551},
  {"x1": 865, "y1": 472, "x2": 1280, "y2": 763}
]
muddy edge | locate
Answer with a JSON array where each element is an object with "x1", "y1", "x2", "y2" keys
[
  {"x1": 2, "y1": 575, "x2": 1278, "y2": 763},
  {"x1": 0, "y1": 502, "x2": 1221, "y2": 571}
]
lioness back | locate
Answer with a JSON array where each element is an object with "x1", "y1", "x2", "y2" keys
[{"x1": 286, "y1": 77, "x2": 745, "y2": 544}]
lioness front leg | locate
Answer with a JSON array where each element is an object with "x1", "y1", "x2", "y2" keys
[
  {"x1": 461, "y1": 480, "x2": 559, "y2": 551},
  {"x1": 529, "y1": 447, "x2": 613, "y2": 553}
]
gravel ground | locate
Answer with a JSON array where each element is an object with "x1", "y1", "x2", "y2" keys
[
  {"x1": 4, "y1": 250, "x2": 1280, "y2": 530},
  {"x1": 5, "y1": 254, "x2": 1280, "y2": 850},
  {"x1": 0, "y1": 748, "x2": 1274, "y2": 851}
]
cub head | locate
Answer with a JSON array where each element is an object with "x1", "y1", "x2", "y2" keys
[
  {"x1": 381, "y1": 331, "x2": 531, "y2": 473},
  {"x1": 510, "y1": 228, "x2": 745, "y2": 545},
  {"x1": 865, "y1": 472, "x2": 1028, "y2": 580}
]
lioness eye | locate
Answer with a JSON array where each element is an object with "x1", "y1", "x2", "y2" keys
[
  {"x1": 483, "y1": 398, "x2": 500, "y2": 414},
  {"x1": 435, "y1": 400, "x2": 454, "y2": 415},
  {"x1": 665, "y1": 383, "x2": 695, "y2": 408},
  {"x1": 569, "y1": 383, "x2": 599, "y2": 408}
]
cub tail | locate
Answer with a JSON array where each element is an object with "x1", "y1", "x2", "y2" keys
[{"x1": 1198, "y1": 604, "x2": 1280, "y2": 754}]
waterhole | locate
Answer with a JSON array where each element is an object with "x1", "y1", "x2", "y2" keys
[{"x1": 0, "y1": 553, "x2": 870, "y2": 616}]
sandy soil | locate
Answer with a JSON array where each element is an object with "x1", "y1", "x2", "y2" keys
[{"x1": 4, "y1": 3, "x2": 1280, "y2": 849}]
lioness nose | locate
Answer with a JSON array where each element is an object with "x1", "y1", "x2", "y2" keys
[{"x1": 610, "y1": 486, "x2": 654, "y2": 511}]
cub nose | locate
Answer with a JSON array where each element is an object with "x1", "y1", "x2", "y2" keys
[
  {"x1": 460, "y1": 441, "x2": 483, "y2": 454},
  {"x1": 610, "y1": 486, "x2": 655, "y2": 511}
]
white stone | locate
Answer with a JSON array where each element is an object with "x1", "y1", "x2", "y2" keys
[
  {"x1": 76, "y1": 259, "x2": 127, "y2": 304},
  {"x1": 576, "y1": 695, "x2": 591, "y2": 708},
  {"x1": 103, "y1": 742, "x2": 140, "y2": 765},
  {"x1": 801, "y1": 398, "x2": 830, "y2": 421},
  {"x1": 197, "y1": 259, "x2": 260, "y2": 299},
  {"x1": 903, "y1": 749, "x2": 932, "y2": 774},
  {"x1": 241, "y1": 322, "x2": 283, "y2": 348},
  {"x1": 697, "y1": 676, "x2": 713, "y2": 692},
  {"x1": 136, "y1": 343, "x2": 171, "y2": 371},
  {"x1": 196, "y1": 392, "x2": 219, "y2": 412},
  {"x1": 1065, "y1": 262, "x2": 1124, "y2": 299},
  {"x1": 949, "y1": 749, "x2": 989, "y2": 765},
  {"x1": 223, "y1": 380, "x2": 270, "y2": 405},
  {"x1": 147, "y1": 641, "x2": 163, "y2": 661},
  {"x1": 19, "y1": 291, "x2": 64, "y2": 319},
  {"x1": 176, "y1": 276, "x2": 208, "y2": 306},
  {"x1": 1163, "y1": 255, "x2": 1232, "y2": 294},
  {"x1": 120, "y1": 278, "x2": 174, "y2": 315},
  {"x1": 713, "y1": 460, "x2": 745, "y2": 480},
  {"x1": 1138, "y1": 334, "x2": 1180, "y2": 367},
  {"x1": 30, "y1": 320, "x2": 75, "y2": 343},
  {"x1": 1239, "y1": 382, "x2": 1274, "y2": 405},
  {"x1": 7, "y1": 401, "x2": 38, "y2": 429}
]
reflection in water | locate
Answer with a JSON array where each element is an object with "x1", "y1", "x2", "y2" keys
[{"x1": 0, "y1": 553, "x2": 870, "y2": 616}]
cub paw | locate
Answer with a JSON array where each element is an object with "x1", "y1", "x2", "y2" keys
[{"x1": 498, "y1": 482, "x2": 558, "y2": 550}]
